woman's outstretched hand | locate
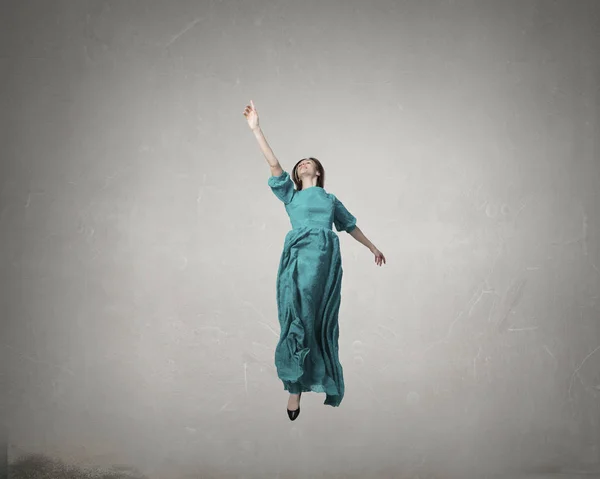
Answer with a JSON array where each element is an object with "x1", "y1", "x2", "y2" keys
[
  {"x1": 243, "y1": 100, "x2": 259, "y2": 131},
  {"x1": 370, "y1": 247, "x2": 386, "y2": 266}
]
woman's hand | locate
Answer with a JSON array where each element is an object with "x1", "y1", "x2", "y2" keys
[
  {"x1": 370, "y1": 247, "x2": 386, "y2": 266},
  {"x1": 243, "y1": 100, "x2": 259, "y2": 131}
]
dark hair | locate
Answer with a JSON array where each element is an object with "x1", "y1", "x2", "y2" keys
[{"x1": 291, "y1": 157, "x2": 325, "y2": 191}]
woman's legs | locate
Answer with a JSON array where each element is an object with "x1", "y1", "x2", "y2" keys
[
  {"x1": 286, "y1": 381, "x2": 302, "y2": 410},
  {"x1": 287, "y1": 393, "x2": 301, "y2": 411}
]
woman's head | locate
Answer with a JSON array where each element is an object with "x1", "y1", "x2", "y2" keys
[{"x1": 291, "y1": 157, "x2": 325, "y2": 190}]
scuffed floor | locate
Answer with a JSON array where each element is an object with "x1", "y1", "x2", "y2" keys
[
  {"x1": 7, "y1": 453, "x2": 600, "y2": 479},
  {"x1": 8, "y1": 454, "x2": 147, "y2": 479}
]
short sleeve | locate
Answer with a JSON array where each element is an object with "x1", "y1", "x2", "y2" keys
[
  {"x1": 268, "y1": 170, "x2": 295, "y2": 205},
  {"x1": 332, "y1": 194, "x2": 357, "y2": 233}
]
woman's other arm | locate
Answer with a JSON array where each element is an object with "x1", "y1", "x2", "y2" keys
[
  {"x1": 349, "y1": 226, "x2": 386, "y2": 266},
  {"x1": 349, "y1": 226, "x2": 375, "y2": 251}
]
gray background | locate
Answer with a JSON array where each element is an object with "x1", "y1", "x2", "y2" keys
[{"x1": 2, "y1": 1, "x2": 599, "y2": 478}]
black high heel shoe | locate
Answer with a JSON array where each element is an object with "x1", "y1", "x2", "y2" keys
[{"x1": 287, "y1": 392, "x2": 301, "y2": 421}]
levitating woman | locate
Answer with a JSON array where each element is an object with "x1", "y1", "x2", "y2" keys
[{"x1": 243, "y1": 101, "x2": 386, "y2": 420}]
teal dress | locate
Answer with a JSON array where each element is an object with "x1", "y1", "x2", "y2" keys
[{"x1": 268, "y1": 170, "x2": 357, "y2": 407}]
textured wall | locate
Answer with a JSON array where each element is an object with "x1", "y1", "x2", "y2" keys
[{"x1": 2, "y1": 1, "x2": 599, "y2": 478}]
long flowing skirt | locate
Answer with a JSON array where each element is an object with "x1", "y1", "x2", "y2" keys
[{"x1": 274, "y1": 226, "x2": 345, "y2": 407}]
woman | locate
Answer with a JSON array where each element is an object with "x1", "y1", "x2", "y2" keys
[{"x1": 243, "y1": 101, "x2": 386, "y2": 420}]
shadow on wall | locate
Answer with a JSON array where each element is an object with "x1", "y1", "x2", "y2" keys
[{"x1": 8, "y1": 453, "x2": 147, "y2": 479}]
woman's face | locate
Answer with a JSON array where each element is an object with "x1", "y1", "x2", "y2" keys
[{"x1": 298, "y1": 159, "x2": 316, "y2": 175}]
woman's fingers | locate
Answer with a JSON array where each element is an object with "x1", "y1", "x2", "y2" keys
[{"x1": 373, "y1": 252, "x2": 386, "y2": 266}]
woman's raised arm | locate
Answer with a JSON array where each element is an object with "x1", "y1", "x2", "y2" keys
[{"x1": 243, "y1": 100, "x2": 283, "y2": 176}]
